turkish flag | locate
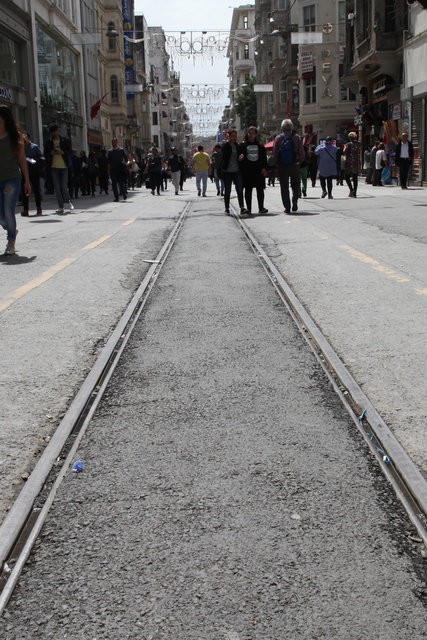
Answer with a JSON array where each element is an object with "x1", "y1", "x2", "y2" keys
[
  {"x1": 90, "y1": 99, "x2": 101, "y2": 119},
  {"x1": 90, "y1": 94, "x2": 108, "y2": 119}
]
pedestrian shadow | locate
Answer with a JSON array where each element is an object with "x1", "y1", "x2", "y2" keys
[
  {"x1": 0, "y1": 254, "x2": 37, "y2": 265},
  {"x1": 291, "y1": 211, "x2": 320, "y2": 216},
  {"x1": 28, "y1": 218, "x2": 62, "y2": 223}
]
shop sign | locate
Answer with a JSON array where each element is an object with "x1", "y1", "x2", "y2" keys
[
  {"x1": 373, "y1": 78, "x2": 387, "y2": 95},
  {"x1": 391, "y1": 101, "x2": 402, "y2": 120},
  {"x1": 301, "y1": 52, "x2": 313, "y2": 74},
  {"x1": 0, "y1": 85, "x2": 13, "y2": 102}
]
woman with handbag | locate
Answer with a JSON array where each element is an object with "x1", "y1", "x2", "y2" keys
[
  {"x1": 0, "y1": 104, "x2": 31, "y2": 254},
  {"x1": 373, "y1": 143, "x2": 387, "y2": 187}
]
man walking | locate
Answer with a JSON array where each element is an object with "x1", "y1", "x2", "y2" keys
[
  {"x1": 168, "y1": 147, "x2": 184, "y2": 195},
  {"x1": 21, "y1": 132, "x2": 43, "y2": 216},
  {"x1": 273, "y1": 119, "x2": 305, "y2": 213},
  {"x1": 107, "y1": 137, "x2": 127, "y2": 202},
  {"x1": 192, "y1": 145, "x2": 210, "y2": 196},
  {"x1": 395, "y1": 132, "x2": 414, "y2": 189}
]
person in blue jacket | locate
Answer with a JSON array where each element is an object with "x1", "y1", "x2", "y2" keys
[{"x1": 315, "y1": 136, "x2": 338, "y2": 199}]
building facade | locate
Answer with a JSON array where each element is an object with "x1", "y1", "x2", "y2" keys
[
  {"x1": 0, "y1": 0, "x2": 39, "y2": 141},
  {"x1": 402, "y1": 4, "x2": 427, "y2": 182},
  {"x1": 253, "y1": 0, "x2": 299, "y2": 140},
  {"x1": 227, "y1": 4, "x2": 257, "y2": 136}
]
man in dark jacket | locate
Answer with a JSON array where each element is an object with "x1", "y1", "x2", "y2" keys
[
  {"x1": 21, "y1": 132, "x2": 44, "y2": 216},
  {"x1": 107, "y1": 137, "x2": 128, "y2": 202},
  {"x1": 395, "y1": 132, "x2": 414, "y2": 189},
  {"x1": 273, "y1": 118, "x2": 305, "y2": 214}
]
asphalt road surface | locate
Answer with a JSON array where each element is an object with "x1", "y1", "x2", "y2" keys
[{"x1": 2, "y1": 195, "x2": 426, "y2": 638}]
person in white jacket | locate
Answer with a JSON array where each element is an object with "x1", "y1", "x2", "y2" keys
[{"x1": 373, "y1": 143, "x2": 387, "y2": 186}]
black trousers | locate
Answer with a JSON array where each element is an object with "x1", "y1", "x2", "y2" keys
[
  {"x1": 345, "y1": 172, "x2": 358, "y2": 195},
  {"x1": 21, "y1": 167, "x2": 42, "y2": 211},
  {"x1": 398, "y1": 159, "x2": 411, "y2": 188},
  {"x1": 278, "y1": 164, "x2": 300, "y2": 210},
  {"x1": 320, "y1": 175, "x2": 334, "y2": 196}
]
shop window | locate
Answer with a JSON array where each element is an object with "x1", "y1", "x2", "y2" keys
[
  {"x1": 36, "y1": 24, "x2": 81, "y2": 112},
  {"x1": 0, "y1": 34, "x2": 20, "y2": 85},
  {"x1": 110, "y1": 75, "x2": 119, "y2": 102}
]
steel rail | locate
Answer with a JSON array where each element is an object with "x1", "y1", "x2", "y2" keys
[
  {"x1": 0, "y1": 204, "x2": 190, "y2": 615},
  {"x1": 232, "y1": 208, "x2": 427, "y2": 545}
]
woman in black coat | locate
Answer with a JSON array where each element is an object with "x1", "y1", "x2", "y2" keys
[{"x1": 238, "y1": 126, "x2": 268, "y2": 215}]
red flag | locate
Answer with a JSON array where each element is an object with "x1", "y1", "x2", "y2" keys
[{"x1": 90, "y1": 93, "x2": 108, "y2": 119}]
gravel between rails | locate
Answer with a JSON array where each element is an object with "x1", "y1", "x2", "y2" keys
[{"x1": 2, "y1": 203, "x2": 427, "y2": 639}]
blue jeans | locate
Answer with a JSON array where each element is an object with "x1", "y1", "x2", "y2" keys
[
  {"x1": 0, "y1": 177, "x2": 21, "y2": 241},
  {"x1": 51, "y1": 167, "x2": 71, "y2": 209},
  {"x1": 195, "y1": 170, "x2": 208, "y2": 194},
  {"x1": 223, "y1": 171, "x2": 244, "y2": 210}
]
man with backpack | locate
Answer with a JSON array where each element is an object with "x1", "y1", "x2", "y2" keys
[{"x1": 273, "y1": 118, "x2": 305, "y2": 213}]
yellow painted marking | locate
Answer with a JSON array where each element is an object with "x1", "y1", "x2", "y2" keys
[
  {"x1": 83, "y1": 234, "x2": 112, "y2": 250},
  {"x1": 340, "y1": 244, "x2": 410, "y2": 284},
  {"x1": 122, "y1": 218, "x2": 135, "y2": 227},
  {"x1": 416, "y1": 288, "x2": 427, "y2": 295},
  {"x1": 0, "y1": 231, "x2": 121, "y2": 313}
]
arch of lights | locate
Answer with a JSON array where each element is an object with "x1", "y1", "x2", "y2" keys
[{"x1": 134, "y1": 30, "x2": 257, "y2": 136}]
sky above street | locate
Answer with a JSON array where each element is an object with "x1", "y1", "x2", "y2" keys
[{"x1": 134, "y1": 1, "x2": 241, "y2": 86}]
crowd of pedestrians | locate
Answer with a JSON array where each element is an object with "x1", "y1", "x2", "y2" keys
[{"x1": 0, "y1": 99, "x2": 418, "y2": 256}]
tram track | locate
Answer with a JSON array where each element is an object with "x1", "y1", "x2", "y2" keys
[
  {"x1": 0, "y1": 203, "x2": 190, "y2": 615},
  {"x1": 0, "y1": 198, "x2": 426, "y2": 617}
]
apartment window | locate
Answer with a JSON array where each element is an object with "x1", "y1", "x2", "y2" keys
[
  {"x1": 384, "y1": 0, "x2": 396, "y2": 32},
  {"x1": 338, "y1": 1, "x2": 346, "y2": 42},
  {"x1": 244, "y1": 44, "x2": 249, "y2": 60},
  {"x1": 304, "y1": 77, "x2": 316, "y2": 104},
  {"x1": 277, "y1": 0, "x2": 286, "y2": 9},
  {"x1": 340, "y1": 85, "x2": 356, "y2": 101},
  {"x1": 291, "y1": 44, "x2": 298, "y2": 67},
  {"x1": 243, "y1": 16, "x2": 248, "y2": 29},
  {"x1": 152, "y1": 111, "x2": 158, "y2": 126},
  {"x1": 108, "y1": 22, "x2": 116, "y2": 51},
  {"x1": 279, "y1": 78, "x2": 287, "y2": 104},
  {"x1": 303, "y1": 5, "x2": 316, "y2": 32},
  {"x1": 110, "y1": 75, "x2": 119, "y2": 102},
  {"x1": 153, "y1": 135, "x2": 159, "y2": 147}
]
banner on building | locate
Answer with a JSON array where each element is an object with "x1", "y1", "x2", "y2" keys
[
  {"x1": 123, "y1": 0, "x2": 135, "y2": 99},
  {"x1": 300, "y1": 52, "x2": 314, "y2": 74}
]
